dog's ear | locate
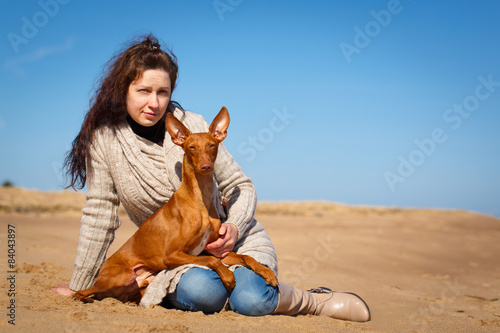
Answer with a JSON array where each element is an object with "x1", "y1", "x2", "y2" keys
[
  {"x1": 209, "y1": 106, "x2": 230, "y2": 142},
  {"x1": 166, "y1": 113, "x2": 190, "y2": 146}
]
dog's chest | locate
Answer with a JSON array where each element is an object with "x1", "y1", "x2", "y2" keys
[{"x1": 188, "y1": 218, "x2": 219, "y2": 256}]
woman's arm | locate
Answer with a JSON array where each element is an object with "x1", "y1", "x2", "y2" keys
[{"x1": 69, "y1": 132, "x2": 121, "y2": 291}]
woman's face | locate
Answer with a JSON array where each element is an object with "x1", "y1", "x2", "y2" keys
[{"x1": 126, "y1": 69, "x2": 171, "y2": 127}]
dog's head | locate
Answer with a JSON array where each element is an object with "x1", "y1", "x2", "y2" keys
[{"x1": 166, "y1": 107, "x2": 230, "y2": 175}]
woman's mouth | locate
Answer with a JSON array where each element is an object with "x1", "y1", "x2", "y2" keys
[{"x1": 143, "y1": 112, "x2": 158, "y2": 119}]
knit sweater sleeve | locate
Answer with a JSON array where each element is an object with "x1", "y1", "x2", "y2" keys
[
  {"x1": 69, "y1": 129, "x2": 121, "y2": 291},
  {"x1": 214, "y1": 142, "x2": 257, "y2": 239}
]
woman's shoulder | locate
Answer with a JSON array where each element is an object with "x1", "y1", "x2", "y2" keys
[
  {"x1": 90, "y1": 121, "x2": 127, "y2": 154},
  {"x1": 93, "y1": 122, "x2": 118, "y2": 142}
]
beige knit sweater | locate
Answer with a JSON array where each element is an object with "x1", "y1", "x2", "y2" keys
[{"x1": 69, "y1": 108, "x2": 278, "y2": 307}]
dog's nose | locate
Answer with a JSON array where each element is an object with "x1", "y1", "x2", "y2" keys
[{"x1": 200, "y1": 163, "x2": 212, "y2": 172}]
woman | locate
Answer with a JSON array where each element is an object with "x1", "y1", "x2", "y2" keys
[{"x1": 54, "y1": 34, "x2": 370, "y2": 321}]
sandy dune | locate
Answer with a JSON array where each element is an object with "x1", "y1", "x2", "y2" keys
[{"x1": 0, "y1": 187, "x2": 499, "y2": 332}]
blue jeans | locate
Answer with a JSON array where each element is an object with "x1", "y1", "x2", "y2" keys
[{"x1": 166, "y1": 266, "x2": 279, "y2": 316}]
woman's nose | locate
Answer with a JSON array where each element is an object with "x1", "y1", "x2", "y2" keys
[{"x1": 148, "y1": 94, "x2": 159, "y2": 109}]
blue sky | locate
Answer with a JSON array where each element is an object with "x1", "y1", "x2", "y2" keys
[{"x1": 1, "y1": 0, "x2": 499, "y2": 217}]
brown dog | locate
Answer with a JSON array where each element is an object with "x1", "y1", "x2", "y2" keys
[{"x1": 73, "y1": 107, "x2": 278, "y2": 304}]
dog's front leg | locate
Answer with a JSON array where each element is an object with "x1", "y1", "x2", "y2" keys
[{"x1": 164, "y1": 251, "x2": 236, "y2": 290}]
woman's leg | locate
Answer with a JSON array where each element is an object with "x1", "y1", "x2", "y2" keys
[
  {"x1": 166, "y1": 267, "x2": 229, "y2": 313},
  {"x1": 229, "y1": 266, "x2": 279, "y2": 316}
]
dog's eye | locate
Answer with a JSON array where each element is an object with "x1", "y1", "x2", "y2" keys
[
  {"x1": 209, "y1": 144, "x2": 215, "y2": 148},
  {"x1": 189, "y1": 146, "x2": 196, "y2": 150}
]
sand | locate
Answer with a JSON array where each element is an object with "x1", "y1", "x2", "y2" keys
[{"x1": 1, "y1": 187, "x2": 499, "y2": 332}]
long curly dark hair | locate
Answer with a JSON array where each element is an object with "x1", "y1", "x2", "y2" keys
[{"x1": 64, "y1": 34, "x2": 180, "y2": 190}]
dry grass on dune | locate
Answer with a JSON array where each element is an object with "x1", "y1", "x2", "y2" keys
[
  {"x1": 0, "y1": 187, "x2": 476, "y2": 218},
  {"x1": 0, "y1": 187, "x2": 127, "y2": 215},
  {"x1": 256, "y1": 201, "x2": 470, "y2": 217}
]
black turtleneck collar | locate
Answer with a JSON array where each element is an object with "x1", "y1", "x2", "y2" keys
[{"x1": 126, "y1": 114, "x2": 165, "y2": 146}]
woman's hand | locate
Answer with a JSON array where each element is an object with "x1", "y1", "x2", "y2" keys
[
  {"x1": 51, "y1": 284, "x2": 75, "y2": 296},
  {"x1": 205, "y1": 223, "x2": 238, "y2": 258}
]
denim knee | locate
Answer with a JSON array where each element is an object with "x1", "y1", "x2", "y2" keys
[
  {"x1": 167, "y1": 267, "x2": 229, "y2": 313},
  {"x1": 229, "y1": 267, "x2": 279, "y2": 316}
]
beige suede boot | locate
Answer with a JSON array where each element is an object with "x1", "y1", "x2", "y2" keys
[{"x1": 272, "y1": 283, "x2": 370, "y2": 322}]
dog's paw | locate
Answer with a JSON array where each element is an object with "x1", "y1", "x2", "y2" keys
[
  {"x1": 72, "y1": 292, "x2": 95, "y2": 303},
  {"x1": 259, "y1": 268, "x2": 278, "y2": 287},
  {"x1": 220, "y1": 272, "x2": 236, "y2": 290}
]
